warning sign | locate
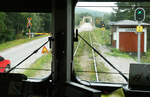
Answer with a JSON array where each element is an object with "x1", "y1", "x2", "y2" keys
[
  {"x1": 101, "y1": 27, "x2": 105, "y2": 31},
  {"x1": 42, "y1": 46, "x2": 48, "y2": 54},
  {"x1": 136, "y1": 25, "x2": 143, "y2": 32},
  {"x1": 27, "y1": 17, "x2": 32, "y2": 28}
]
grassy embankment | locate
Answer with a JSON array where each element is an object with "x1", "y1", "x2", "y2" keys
[
  {"x1": 23, "y1": 52, "x2": 52, "y2": 77},
  {"x1": 92, "y1": 28, "x2": 125, "y2": 97},
  {"x1": 74, "y1": 32, "x2": 97, "y2": 81},
  {"x1": 93, "y1": 28, "x2": 150, "y2": 63},
  {"x1": 90, "y1": 29, "x2": 113, "y2": 82},
  {"x1": 74, "y1": 29, "x2": 113, "y2": 82},
  {"x1": 141, "y1": 50, "x2": 150, "y2": 63},
  {"x1": 0, "y1": 34, "x2": 49, "y2": 51},
  {"x1": 93, "y1": 28, "x2": 130, "y2": 58},
  {"x1": 92, "y1": 27, "x2": 150, "y2": 62}
]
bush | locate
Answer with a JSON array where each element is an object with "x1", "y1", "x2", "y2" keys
[{"x1": 16, "y1": 33, "x2": 25, "y2": 39}]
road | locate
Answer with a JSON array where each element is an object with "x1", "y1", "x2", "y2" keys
[{"x1": 0, "y1": 37, "x2": 50, "y2": 73}]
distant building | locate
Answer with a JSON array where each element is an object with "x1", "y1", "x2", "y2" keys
[{"x1": 109, "y1": 20, "x2": 150, "y2": 53}]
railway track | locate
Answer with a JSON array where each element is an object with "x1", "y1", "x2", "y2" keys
[
  {"x1": 73, "y1": 38, "x2": 82, "y2": 57},
  {"x1": 74, "y1": 31, "x2": 99, "y2": 82},
  {"x1": 74, "y1": 30, "x2": 129, "y2": 83},
  {"x1": 88, "y1": 31, "x2": 99, "y2": 82}
]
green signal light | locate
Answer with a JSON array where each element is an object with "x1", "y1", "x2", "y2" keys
[
  {"x1": 135, "y1": 8, "x2": 145, "y2": 21},
  {"x1": 138, "y1": 10, "x2": 142, "y2": 14}
]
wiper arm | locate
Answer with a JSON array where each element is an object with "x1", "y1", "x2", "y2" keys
[
  {"x1": 78, "y1": 34, "x2": 128, "y2": 82},
  {"x1": 7, "y1": 37, "x2": 51, "y2": 73}
]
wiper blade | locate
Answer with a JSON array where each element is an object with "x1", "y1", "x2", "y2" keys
[
  {"x1": 7, "y1": 38, "x2": 50, "y2": 73},
  {"x1": 78, "y1": 34, "x2": 128, "y2": 82}
]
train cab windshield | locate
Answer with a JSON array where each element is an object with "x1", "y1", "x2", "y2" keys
[
  {"x1": 1, "y1": 1, "x2": 150, "y2": 97},
  {"x1": 73, "y1": 1, "x2": 150, "y2": 85}
]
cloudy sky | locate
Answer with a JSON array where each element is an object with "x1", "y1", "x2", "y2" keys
[{"x1": 76, "y1": 2, "x2": 117, "y2": 13}]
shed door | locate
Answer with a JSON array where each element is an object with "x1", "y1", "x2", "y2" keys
[{"x1": 119, "y1": 32, "x2": 144, "y2": 52}]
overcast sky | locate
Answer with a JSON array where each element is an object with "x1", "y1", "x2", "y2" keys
[{"x1": 76, "y1": 2, "x2": 117, "y2": 13}]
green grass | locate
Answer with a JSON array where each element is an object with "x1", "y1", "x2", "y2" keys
[
  {"x1": 74, "y1": 32, "x2": 98, "y2": 81},
  {"x1": 74, "y1": 32, "x2": 91, "y2": 77},
  {"x1": 73, "y1": 57, "x2": 83, "y2": 77},
  {"x1": 93, "y1": 28, "x2": 111, "y2": 46},
  {"x1": 0, "y1": 35, "x2": 49, "y2": 51},
  {"x1": 96, "y1": 61, "x2": 113, "y2": 82},
  {"x1": 105, "y1": 48, "x2": 131, "y2": 58},
  {"x1": 73, "y1": 33, "x2": 86, "y2": 73},
  {"x1": 74, "y1": 31, "x2": 113, "y2": 81},
  {"x1": 23, "y1": 52, "x2": 52, "y2": 77},
  {"x1": 92, "y1": 28, "x2": 130, "y2": 58},
  {"x1": 141, "y1": 50, "x2": 150, "y2": 63}
]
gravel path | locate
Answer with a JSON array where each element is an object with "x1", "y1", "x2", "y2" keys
[
  {"x1": 96, "y1": 44, "x2": 137, "y2": 83},
  {"x1": 78, "y1": 50, "x2": 94, "y2": 81}
]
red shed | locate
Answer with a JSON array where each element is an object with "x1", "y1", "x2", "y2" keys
[{"x1": 109, "y1": 20, "x2": 150, "y2": 53}]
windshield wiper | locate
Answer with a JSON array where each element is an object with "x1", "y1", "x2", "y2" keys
[
  {"x1": 6, "y1": 37, "x2": 52, "y2": 73},
  {"x1": 78, "y1": 34, "x2": 128, "y2": 82}
]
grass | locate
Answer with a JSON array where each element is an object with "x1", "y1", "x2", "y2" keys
[
  {"x1": 96, "y1": 61, "x2": 113, "y2": 82},
  {"x1": 141, "y1": 50, "x2": 150, "y2": 63},
  {"x1": 89, "y1": 29, "x2": 113, "y2": 81},
  {"x1": 74, "y1": 32, "x2": 98, "y2": 81},
  {"x1": 93, "y1": 28, "x2": 111, "y2": 46},
  {"x1": 74, "y1": 31, "x2": 113, "y2": 82},
  {"x1": 73, "y1": 57, "x2": 83, "y2": 77},
  {"x1": 105, "y1": 48, "x2": 131, "y2": 58},
  {"x1": 0, "y1": 35, "x2": 49, "y2": 51},
  {"x1": 73, "y1": 33, "x2": 86, "y2": 72},
  {"x1": 73, "y1": 38, "x2": 85, "y2": 77},
  {"x1": 23, "y1": 52, "x2": 52, "y2": 77},
  {"x1": 92, "y1": 28, "x2": 131, "y2": 58},
  {"x1": 84, "y1": 32, "x2": 97, "y2": 81}
]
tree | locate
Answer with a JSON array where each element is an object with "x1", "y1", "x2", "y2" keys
[
  {"x1": 95, "y1": 17, "x2": 101, "y2": 27},
  {"x1": 39, "y1": 13, "x2": 51, "y2": 32},
  {"x1": 0, "y1": 12, "x2": 7, "y2": 43}
]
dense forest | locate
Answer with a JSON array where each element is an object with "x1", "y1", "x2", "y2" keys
[{"x1": 0, "y1": 12, "x2": 51, "y2": 43}]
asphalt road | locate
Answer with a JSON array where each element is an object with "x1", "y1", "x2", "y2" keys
[{"x1": 0, "y1": 37, "x2": 50, "y2": 73}]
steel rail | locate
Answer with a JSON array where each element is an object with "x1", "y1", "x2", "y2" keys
[
  {"x1": 88, "y1": 31, "x2": 99, "y2": 82},
  {"x1": 78, "y1": 34, "x2": 128, "y2": 82}
]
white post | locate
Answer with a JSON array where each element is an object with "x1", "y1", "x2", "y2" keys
[
  {"x1": 137, "y1": 22, "x2": 142, "y2": 63},
  {"x1": 116, "y1": 26, "x2": 119, "y2": 49},
  {"x1": 137, "y1": 32, "x2": 141, "y2": 63},
  {"x1": 144, "y1": 28, "x2": 147, "y2": 52}
]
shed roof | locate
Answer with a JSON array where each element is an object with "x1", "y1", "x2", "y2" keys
[{"x1": 109, "y1": 20, "x2": 150, "y2": 26}]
